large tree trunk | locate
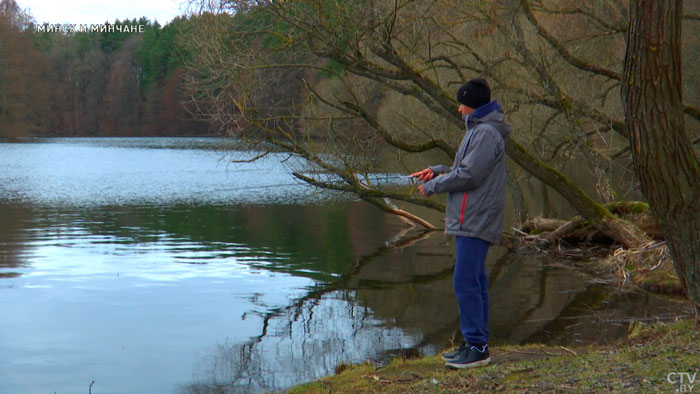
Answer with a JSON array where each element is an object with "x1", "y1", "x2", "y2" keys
[{"x1": 622, "y1": 0, "x2": 700, "y2": 322}]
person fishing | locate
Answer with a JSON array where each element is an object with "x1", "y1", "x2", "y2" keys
[{"x1": 410, "y1": 77, "x2": 510, "y2": 369}]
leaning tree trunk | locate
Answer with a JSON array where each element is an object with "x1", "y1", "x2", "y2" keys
[
  {"x1": 622, "y1": 0, "x2": 700, "y2": 322},
  {"x1": 506, "y1": 139, "x2": 650, "y2": 249}
]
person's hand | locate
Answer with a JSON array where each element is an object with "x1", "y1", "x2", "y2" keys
[
  {"x1": 418, "y1": 184, "x2": 429, "y2": 197},
  {"x1": 409, "y1": 168, "x2": 435, "y2": 182}
]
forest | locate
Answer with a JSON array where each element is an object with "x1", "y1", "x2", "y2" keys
[{"x1": 0, "y1": 0, "x2": 208, "y2": 137}]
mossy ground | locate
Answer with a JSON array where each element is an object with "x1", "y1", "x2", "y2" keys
[{"x1": 286, "y1": 319, "x2": 699, "y2": 393}]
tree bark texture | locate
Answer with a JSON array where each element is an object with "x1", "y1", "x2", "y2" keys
[{"x1": 622, "y1": 0, "x2": 700, "y2": 321}]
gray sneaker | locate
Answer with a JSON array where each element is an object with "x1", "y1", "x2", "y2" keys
[
  {"x1": 445, "y1": 344, "x2": 490, "y2": 369},
  {"x1": 440, "y1": 343, "x2": 467, "y2": 361}
]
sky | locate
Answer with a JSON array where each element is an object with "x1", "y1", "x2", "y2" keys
[{"x1": 18, "y1": 0, "x2": 187, "y2": 26}]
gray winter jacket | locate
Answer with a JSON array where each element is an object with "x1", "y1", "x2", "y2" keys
[{"x1": 421, "y1": 100, "x2": 510, "y2": 245}]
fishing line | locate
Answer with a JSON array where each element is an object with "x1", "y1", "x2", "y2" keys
[{"x1": 205, "y1": 182, "x2": 306, "y2": 194}]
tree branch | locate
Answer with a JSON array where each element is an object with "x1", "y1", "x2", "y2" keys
[
  {"x1": 293, "y1": 172, "x2": 439, "y2": 230},
  {"x1": 521, "y1": 0, "x2": 621, "y2": 80}
]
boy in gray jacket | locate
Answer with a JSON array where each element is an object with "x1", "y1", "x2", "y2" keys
[{"x1": 410, "y1": 78, "x2": 510, "y2": 369}]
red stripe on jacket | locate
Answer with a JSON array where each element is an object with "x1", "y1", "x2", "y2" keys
[{"x1": 459, "y1": 193, "x2": 468, "y2": 223}]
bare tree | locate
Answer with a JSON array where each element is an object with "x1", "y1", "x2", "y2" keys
[{"x1": 181, "y1": 0, "x2": 698, "y2": 249}]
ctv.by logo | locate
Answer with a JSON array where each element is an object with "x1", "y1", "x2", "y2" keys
[{"x1": 667, "y1": 371, "x2": 697, "y2": 392}]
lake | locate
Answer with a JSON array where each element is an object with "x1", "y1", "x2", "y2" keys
[{"x1": 0, "y1": 138, "x2": 689, "y2": 394}]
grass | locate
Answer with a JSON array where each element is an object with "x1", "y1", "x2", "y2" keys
[{"x1": 285, "y1": 319, "x2": 699, "y2": 393}]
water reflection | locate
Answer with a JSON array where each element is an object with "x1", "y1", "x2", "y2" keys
[
  {"x1": 0, "y1": 199, "x2": 417, "y2": 393},
  {"x1": 176, "y1": 232, "x2": 691, "y2": 393},
  {"x1": 0, "y1": 138, "x2": 689, "y2": 394},
  {"x1": 1, "y1": 202, "x2": 689, "y2": 394},
  {"x1": 0, "y1": 204, "x2": 31, "y2": 270},
  {"x1": 183, "y1": 291, "x2": 418, "y2": 393}
]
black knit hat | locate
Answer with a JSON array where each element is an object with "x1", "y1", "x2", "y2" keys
[{"x1": 456, "y1": 78, "x2": 491, "y2": 109}]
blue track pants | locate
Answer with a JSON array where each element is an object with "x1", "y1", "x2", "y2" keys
[{"x1": 454, "y1": 236, "x2": 491, "y2": 345}]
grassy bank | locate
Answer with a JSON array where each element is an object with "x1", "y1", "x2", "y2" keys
[{"x1": 287, "y1": 319, "x2": 699, "y2": 393}]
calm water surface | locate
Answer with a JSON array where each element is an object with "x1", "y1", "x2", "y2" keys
[{"x1": 0, "y1": 138, "x2": 689, "y2": 394}]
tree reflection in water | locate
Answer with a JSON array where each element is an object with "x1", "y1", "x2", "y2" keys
[
  {"x1": 177, "y1": 231, "x2": 690, "y2": 394},
  {"x1": 182, "y1": 290, "x2": 419, "y2": 393},
  {"x1": 179, "y1": 231, "x2": 436, "y2": 393}
]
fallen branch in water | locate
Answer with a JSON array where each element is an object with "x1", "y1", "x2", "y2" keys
[
  {"x1": 509, "y1": 204, "x2": 681, "y2": 295},
  {"x1": 515, "y1": 201, "x2": 663, "y2": 247}
]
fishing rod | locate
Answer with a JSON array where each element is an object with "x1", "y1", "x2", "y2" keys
[
  {"x1": 359, "y1": 174, "x2": 416, "y2": 183},
  {"x1": 204, "y1": 174, "x2": 415, "y2": 194}
]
